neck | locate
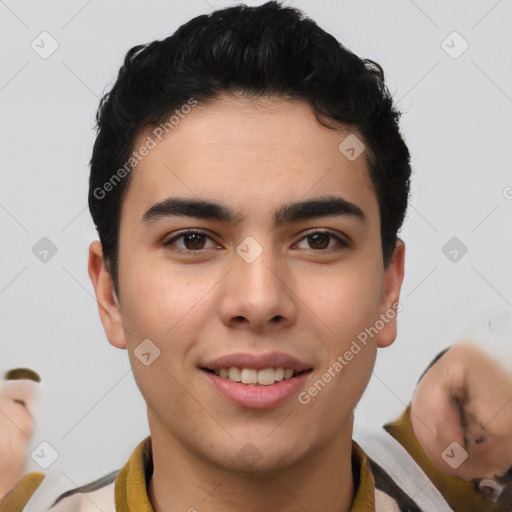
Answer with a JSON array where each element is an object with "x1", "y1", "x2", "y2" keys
[{"x1": 147, "y1": 415, "x2": 355, "y2": 512}]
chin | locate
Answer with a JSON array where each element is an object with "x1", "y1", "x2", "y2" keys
[
  {"x1": 212, "y1": 435, "x2": 310, "y2": 473},
  {"x1": 225, "y1": 450, "x2": 302, "y2": 474}
]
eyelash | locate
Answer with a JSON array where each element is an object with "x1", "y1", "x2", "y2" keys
[{"x1": 163, "y1": 229, "x2": 349, "y2": 254}]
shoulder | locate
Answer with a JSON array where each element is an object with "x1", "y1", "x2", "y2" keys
[
  {"x1": 48, "y1": 470, "x2": 118, "y2": 512},
  {"x1": 0, "y1": 472, "x2": 45, "y2": 511},
  {"x1": 352, "y1": 440, "x2": 421, "y2": 512},
  {"x1": 45, "y1": 436, "x2": 151, "y2": 512}
]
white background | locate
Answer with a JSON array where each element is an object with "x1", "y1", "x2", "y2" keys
[{"x1": 1, "y1": 0, "x2": 511, "y2": 506}]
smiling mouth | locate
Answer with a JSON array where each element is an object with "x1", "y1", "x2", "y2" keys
[{"x1": 200, "y1": 367, "x2": 311, "y2": 386}]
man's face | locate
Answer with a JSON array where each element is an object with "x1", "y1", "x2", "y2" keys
[{"x1": 92, "y1": 95, "x2": 403, "y2": 472}]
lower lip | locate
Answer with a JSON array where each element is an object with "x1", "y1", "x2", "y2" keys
[{"x1": 201, "y1": 370, "x2": 311, "y2": 409}]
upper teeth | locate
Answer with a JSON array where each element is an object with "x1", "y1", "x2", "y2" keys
[{"x1": 214, "y1": 367, "x2": 295, "y2": 385}]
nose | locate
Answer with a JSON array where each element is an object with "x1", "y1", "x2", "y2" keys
[{"x1": 219, "y1": 240, "x2": 297, "y2": 332}]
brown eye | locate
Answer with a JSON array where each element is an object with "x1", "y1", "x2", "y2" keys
[
  {"x1": 296, "y1": 230, "x2": 349, "y2": 251},
  {"x1": 180, "y1": 232, "x2": 206, "y2": 250},
  {"x1": 308, "y1": 233, "x2": 330, "y2": 249},
  {"x1": 13, "y1": 399, "x2": 26, "y2": 407},
  {"x1": 163, "y1": 230, "x2": 219, "y2": 252}
]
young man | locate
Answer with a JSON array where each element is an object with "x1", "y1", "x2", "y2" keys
[{"x1": 1, "y1": 2, "x2": 411, "y2": 510}]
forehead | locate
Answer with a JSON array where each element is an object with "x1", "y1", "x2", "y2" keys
[{"x1": 121, "y1": 95, "x2": 378, "y2": 227}]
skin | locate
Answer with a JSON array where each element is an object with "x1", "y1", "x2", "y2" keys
[
  {"x1": 411, "y1": 341, "x2": 512, "y2": 485},
  {"x1": 0, "y1": 381, "x2": 37, "y2": 499},
  {"x1": 89, "y1": 94, "x2": 405, "y2": 512}
]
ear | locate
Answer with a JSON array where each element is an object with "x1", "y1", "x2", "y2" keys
[
  {"x1": 88, "y1": 241, "x2": 127, "y2": 349},
  {"x1": 376, "y1": 239, "x2": 405, "y2": 348}
]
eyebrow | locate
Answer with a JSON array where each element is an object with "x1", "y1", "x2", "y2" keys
[{"x1": 141, "y1": 195, "x2": 367, "y2": 227}]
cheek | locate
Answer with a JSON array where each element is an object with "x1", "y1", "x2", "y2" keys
[
  {"x1": 316, "y1": 260, "x2": 384, "y2": 341},
  {"x1": 298, "y1": 264, "x2": 382, "y2": 415},
  {"x1": 118, "y1": 257, "x2": 219, "y2": 402},
  {"x1": 120, "y1": 255, "x2": 207, "y2": 342}
]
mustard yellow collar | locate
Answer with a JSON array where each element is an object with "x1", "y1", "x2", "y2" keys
[{"x1": 114, "y1": 436, "x2": 375, "y2": 511}]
